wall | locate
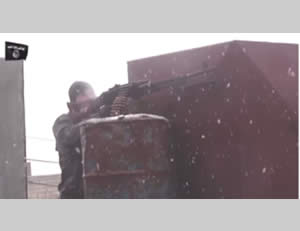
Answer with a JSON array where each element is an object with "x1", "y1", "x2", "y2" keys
[
  {"x1": 0, "y1": 58, "x2": 26, "y2": 198},
  {"x1": 27, "y1": 174, "x2": 60, "y2": 199},
  {"x1": 127, "y1": 41, "x2": 298, "y2": 198}
]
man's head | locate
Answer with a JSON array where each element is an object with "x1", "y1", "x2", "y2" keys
[{"x1": 68, "y1": 81, "x2": 96, "y2": 113}]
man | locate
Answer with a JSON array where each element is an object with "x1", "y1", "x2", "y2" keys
[
  {"x1": 52, "y1": 81, "x2": 98, "y2": 199},
  {"x1": 53, "y1": 81, "x2": 138, "y2": 198}
]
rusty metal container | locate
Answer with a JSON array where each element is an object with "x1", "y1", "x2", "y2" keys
[
  {"x1": 127, "y1": 40, "x2": 298, "y2": 199},
  {"x1": 80, "y1": 114, "x2": 176, "y2": 198}
]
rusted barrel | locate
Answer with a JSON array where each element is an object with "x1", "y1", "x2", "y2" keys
[{"x1": 80, "y1": 114, "x2": 176, "y2": 198}]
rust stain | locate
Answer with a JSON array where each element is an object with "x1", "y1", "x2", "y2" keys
[{"x1": 80, "y1": 114, "x2": 177, "y2": 198}]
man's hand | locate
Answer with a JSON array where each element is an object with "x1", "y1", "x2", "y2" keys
[
  {"x1": 68, "y1": 110, "x2": 90, "y2": 124},
  {"x1": 86, "y1": 98, "x2": 101, "y2": 114},
  {"x1": 68, "y1": 100, "x2": 93, "y2": 123},
  {"x1": 98, "y1": 105, "x2": 111, "y2": 117}
]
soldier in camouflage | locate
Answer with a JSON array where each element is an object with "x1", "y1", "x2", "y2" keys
[{"x1": 52, "y1": 81, "x2": 97, "y2": 199}]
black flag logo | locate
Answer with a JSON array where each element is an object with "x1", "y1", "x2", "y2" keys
[{"x1": 5, "y1": 42, "x2": 28, "y2": 60}]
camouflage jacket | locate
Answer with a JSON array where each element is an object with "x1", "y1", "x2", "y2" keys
[{"x1": 52, "y1": 113, "x2": 83, "y2": 197}]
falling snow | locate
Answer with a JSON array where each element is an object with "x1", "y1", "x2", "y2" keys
[
  {"x1": 226, "y1": 82, "x2": 231, "y2": 88},
  {"x1": 249, "y1": 120, "x2": 253, "y2": 125},
  {"x1": 170, "y1": 158, "x2": 174, "y2": 162},
  {"x1": 191, "y1": 156, "x2": 196, "y2": 164},
  {"x1": 201, "y1": 134, "x2": 206, "y2": 139},
  {"x1": 147, "y1": 81, "x2": 152, "y2": 88},
  {"x1": 288, "y1": 67, "x2": 296, "y2": 77},
  {"x1": 262, "y1": 167, "x2": 267, "y2": 174},
  {"x1": 177, "y1": 96, "x2": 181, "y2": 102},
  {"x1": 217, "y1": 119, "x2": 221, "y2": 124},
  {"x1": 185, "y1": 129, "x2": 191, "y2": 134}
]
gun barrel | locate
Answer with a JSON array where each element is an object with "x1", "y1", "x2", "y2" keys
[
  {"x1": 131, "y1": 67, "x2": 217, "y2": 98},
  {"x1": 92, "y1": 67, "x2": 217, "y2": 117}
]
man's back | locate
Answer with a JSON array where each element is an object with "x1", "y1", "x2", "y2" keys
[{"x1": 53, "y1": 113, "x2": 83, "y2": 198}]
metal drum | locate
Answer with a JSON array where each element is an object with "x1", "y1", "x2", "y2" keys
[{"x1": 80, "y1": 114, "x2": 176, "y2": 198}]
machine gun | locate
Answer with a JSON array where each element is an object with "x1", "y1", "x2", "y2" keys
[{"x1": 70, "y1": 67, "x2": 216, "y2": 119}]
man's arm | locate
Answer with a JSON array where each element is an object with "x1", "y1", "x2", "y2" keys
[{"x1": 53, "y1": 114, "x2": 81, "y2": 147}]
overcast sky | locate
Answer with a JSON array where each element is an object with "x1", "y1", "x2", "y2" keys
[{"x1": 0, "y1": 33, "x2": 299, "y2": 175}]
